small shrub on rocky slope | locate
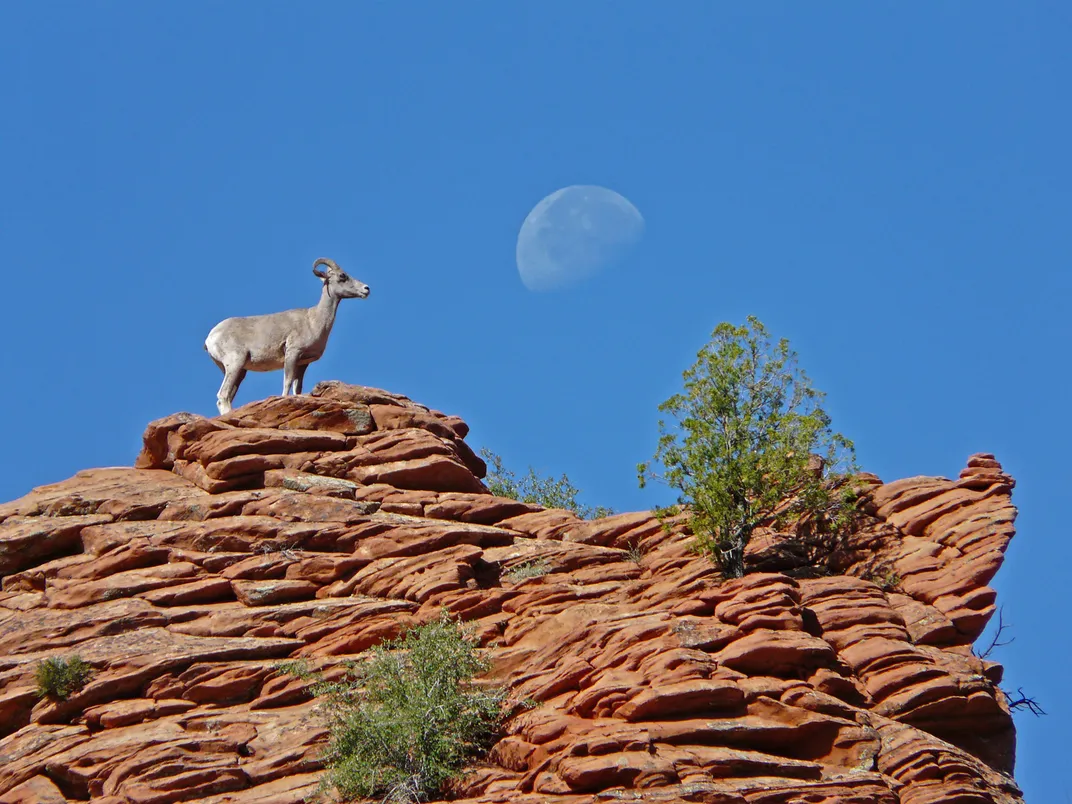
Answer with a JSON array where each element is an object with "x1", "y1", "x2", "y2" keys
[
  {"x1": 480, "y1": 448, "x2": 613, "y2": 519},
  {"x1": 639, "y1": 316, "x2": 859, "y2": 578},
  {"x1": 34, "y1": 655, "x2": 93, "y2": 700},
  {"x1": 502, "y1": 558, "x2": 552, "y2": 582},
  {"x1": 289, "y1": 615, "x2": 508, "y2": 803}
]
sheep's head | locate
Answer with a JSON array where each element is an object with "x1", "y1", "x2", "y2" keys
[{"x1": 313, "y1": 258, "x2": 370, "y2": 299}]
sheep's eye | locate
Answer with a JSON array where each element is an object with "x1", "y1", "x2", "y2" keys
[{"x1": 339, "y1": 273, "x2": 350, "y2": 281}]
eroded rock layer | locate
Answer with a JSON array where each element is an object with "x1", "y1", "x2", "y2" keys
[{"x1": 0, "y1": 383, "x2": 1023, "y2": 803}]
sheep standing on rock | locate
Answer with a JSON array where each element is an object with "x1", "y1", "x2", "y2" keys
[{"x1": 204, "y1": 257, "x2": 370, "y2": 415}]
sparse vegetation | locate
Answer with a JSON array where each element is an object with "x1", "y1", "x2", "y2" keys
[
  {"x1": 272, "y1": 658, "x2": 313, "y2": 679},
  {"x1": 638, "y1": 316, "x2": 859, "y2": 579},
  {"x1": 282, "y1": 614, "x2": 508, "y2": 803},
  {"x1": 671, "y1": 619, "x2": 696, "y2": 639},
  {"x1": 503, "y1": 558, "x2": 552, "y2": 582},
  {"x1": 34, "y1": 655, "x2": 93, "y2": 700},
  {"x1": 258, "y1": 541, "x2": 302, "y2": 559},
  {"x1": 481, "y1": 448, "x2": 614, "y2": 519},
  {"x1": 865, "y1": 568, "x2": 902, "y2": 591}
]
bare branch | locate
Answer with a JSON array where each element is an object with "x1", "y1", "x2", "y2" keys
[
  {"x1": 974, "y1": 606, "x2": 1014, "y2": 659},
  {"x1": 1005, "y1": 687, "x2": 1046, "y2": 717}
]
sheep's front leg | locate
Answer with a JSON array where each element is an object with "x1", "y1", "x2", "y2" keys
[
  {"x1": 293, "y1": 363, "x2": 309, "y2": 395},
  {"x1": 283, "y1": 350, "x2": 301, "y2": 397},
  {"x1": 217, "y1": 366, "x2": 247, "y2": 415}
]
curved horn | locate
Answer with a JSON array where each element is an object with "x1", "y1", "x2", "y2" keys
[{"x1": 312, "y1": 257, "x2": 338, "y2": 278}]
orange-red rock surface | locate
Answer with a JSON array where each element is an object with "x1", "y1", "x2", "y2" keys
[{"x1": 0, "y1": 383, "x2": 1024, "y2": 803}]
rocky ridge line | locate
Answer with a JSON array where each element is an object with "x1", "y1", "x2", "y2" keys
[{"x1": 0, "y1": 382, "x2": 1022, "y2": 803}]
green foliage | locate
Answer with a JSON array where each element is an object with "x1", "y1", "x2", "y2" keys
[
  {"x1": 639, "y1": 316, "x2": 858, "y2": 579},
  {"x1": 34, "y1": 656, "x2": 93, "y2": 700},
  {"x1": 294, "y1": 614, "x2": 508, "y2": 803},
  {"x1": 866, "y1": 568, "x2": 902, "y2": 592},
  {"x1": 272, "y1": 658, "x2": 314, "y2": 680},
  {"x1": 480, "y1": 448, "x2": 614, "y2": 519},
  {"x1": 502, "y1": 558, "x2": 552, "y2": 582}
]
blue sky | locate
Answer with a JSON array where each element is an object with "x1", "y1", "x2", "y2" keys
[{"x1": 1, "y1": 3, "x2": 1068, "y2": 798}]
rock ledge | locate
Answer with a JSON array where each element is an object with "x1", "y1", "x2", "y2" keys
[{"x1": 0, "y1": 383, "x2": 1022, "y2": 803}]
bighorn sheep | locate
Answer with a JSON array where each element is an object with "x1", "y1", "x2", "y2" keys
[{"x1": 204, "y1": 257, "x2": 370, "y2": 414}]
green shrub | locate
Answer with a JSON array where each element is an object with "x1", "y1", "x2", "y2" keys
[
  {"x1": 502, "y1": 558, "x2": 552, "y2": 582},
  {"x1": 272, "y1": 658, "x2": 313, "y2": 679},
  {"x1": 639, "y1": 316, "x2": 858, "y2": 578},
  {"x1": 625, "y1": 543, "x2": 645, "y2": 565},
  {"x1": 34, "y1": 656, "x2": 93, "y2": 700},
  {"x1": 289, "y1": 614, "x2": 507, "y2": 803},
  {"x1": 480, "y1": 448, "x2": 614, "y2": 519},
  {"x1": 866, "y1": 568, "x2": 902, "y2": 591}
]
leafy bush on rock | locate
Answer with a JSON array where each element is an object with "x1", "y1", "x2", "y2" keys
[
  {"x1": 283, "y1": 614, "x2": 508, "y2": 803},
  {"x1": 35, "y1": 655, "x2": 93, "y2": 700},
  {"x1": 481, "y1": 448, "x2": 613, "y2": 519},
  {"x1": 639, "y1": 316, "x2": 859, "y2": 578}
]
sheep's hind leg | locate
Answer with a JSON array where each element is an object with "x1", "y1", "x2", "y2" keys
[{"x1": 217, "y1": 366, "x2": 247, "y2": 415}]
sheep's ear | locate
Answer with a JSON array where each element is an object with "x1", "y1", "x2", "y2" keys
[{"x1": 313, "y1": 265, "x2": 329, "y2": 279}]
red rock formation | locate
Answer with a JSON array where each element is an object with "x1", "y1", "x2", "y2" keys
[{"x1": 0, "y1": 383, "x2": 1024, "y2": 803}]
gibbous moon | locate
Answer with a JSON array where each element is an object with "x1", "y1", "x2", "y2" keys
[{"x1": 516, "y1": 185, "x2": 644, "y2": 292}]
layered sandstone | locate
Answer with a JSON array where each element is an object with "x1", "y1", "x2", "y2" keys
[{"x1": 0, "y1": 383, "x2": 1023, "y2": 803}]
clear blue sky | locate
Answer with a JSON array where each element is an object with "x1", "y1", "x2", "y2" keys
[{"x1": 1, "y1": 3, "x2": 1067, "y2": 798}]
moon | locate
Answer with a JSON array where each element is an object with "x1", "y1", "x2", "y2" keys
[{"x1": 516, "y1": 185, "x2": 644, "y2": 292}]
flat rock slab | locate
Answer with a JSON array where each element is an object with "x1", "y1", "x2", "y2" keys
[
  {"x1": 0, "y1": 469, "x2": 203, "y2": 523},
  {"x1": 165, "y1": 595, "x2": 413, "y2": 639},
  {"x1": 232, "y1": 579, "x2": 319, "y2": 607},
  {"x1": 0, "y1": 598, "x2": 168, "y2": 657},
  {"x1": 184, "y1": 428, "x2": 353, "y2": 465},
  {"x1": 6, "y1": 628, "x2": 302, "y2": 698},
  {"x1": 0, "y1": 774, "x2": 68, "y2": 804},
  {"x1": 0, "y1": 515, "x2": 112, "y2": 576},
  {"x1": 221, "y1": 397, "x2": 374, "y2": 435}
]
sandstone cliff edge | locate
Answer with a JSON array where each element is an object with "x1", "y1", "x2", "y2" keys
[{"x1": 0, "y1": 383, "x2": 1023, "y2": 803}]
